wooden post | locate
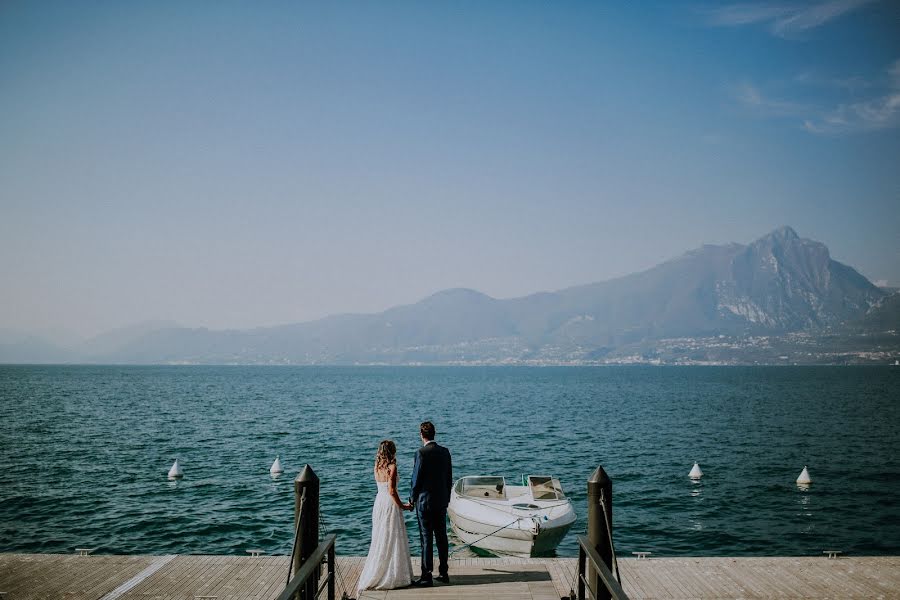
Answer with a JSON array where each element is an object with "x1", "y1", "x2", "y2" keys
[
  {"x1": 293, "y1": 464, "x2": 320, "y2": 600},
  {"x1": 587, "y1": 465, "x2": 613, "y2": 600}
]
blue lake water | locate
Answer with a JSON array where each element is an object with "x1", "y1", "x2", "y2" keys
[{"x1": 0, "y1": 365, "x2": 898, "y2": 558}]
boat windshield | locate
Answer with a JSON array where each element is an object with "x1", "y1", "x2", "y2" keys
[
  {"x1": 528, "y1": 476, "x2": 565, "y2": 500},
  {"x1": 457, "y1": 476, "x2": 506, "y2": 499}
]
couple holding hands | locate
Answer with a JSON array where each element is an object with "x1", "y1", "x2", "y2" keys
[{"x1": 356, "y1": 421, "x2": 452, "y2": 594}]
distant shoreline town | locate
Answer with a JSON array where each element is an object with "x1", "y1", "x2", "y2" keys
[
  {"x1": 3, "y1": 227, "x2": 898, "y2": 367},
  {"x1": 150, "y1": 330, "x2": 896, "y2": 367}
]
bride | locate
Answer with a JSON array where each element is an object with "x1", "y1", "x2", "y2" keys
[{"x1": 356, "y1": 440, "x2": 414, "y2": 595}]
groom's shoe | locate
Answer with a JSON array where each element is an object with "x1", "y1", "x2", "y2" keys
[
  {"x1": 436, "y1": 574, "x2": 450, "y2": 584},
  {"x1": 411, "y1": 578, "x2": 433, "y2": 587}
]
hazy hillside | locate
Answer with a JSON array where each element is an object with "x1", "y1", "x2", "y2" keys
[
  {"x1": 3, "y1": 227, "x2": 895, "y2": 365},
  {"x1": 0, "y1": 335, "x2": 74, "y2": 364},
  {"x1": 81, "y1": 320, "x2": 181, "y2": 358},
  {"x1": 846, "y1": 292, "x2": 900, "y2": 333}
]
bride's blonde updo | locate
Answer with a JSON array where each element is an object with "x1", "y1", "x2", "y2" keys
[{"x1": 375, "y1": 439, "x2": 397, "y2": 473}]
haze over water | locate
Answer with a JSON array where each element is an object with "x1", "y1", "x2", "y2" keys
[{"x1": 1, "y1": 365, "x2": 897, "y2": 558}]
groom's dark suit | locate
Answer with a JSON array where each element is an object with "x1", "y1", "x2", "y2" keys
[{"x1": 410, "y1": 440, "x2": 452, "y2": 582}]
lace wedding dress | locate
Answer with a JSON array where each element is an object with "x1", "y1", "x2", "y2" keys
[{"x1": 356, "y1": 480, "x2": 414, "y2": 593}]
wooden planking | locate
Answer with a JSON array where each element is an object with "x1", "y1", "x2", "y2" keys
[
  {"x1": 248, "y1": 556, "x2": 286, "y2": 598},
  {"x1": 2, "y1": 554, "x2": 900, "y2": 599},
  {"x1": 361, "y1": 555, "x2": 900, "y2": 599},
  {"x1": 617, "y1": 559, "x2": 650, "y2": 599},
  {"x1": 355, "y1": 563, "x2": 557, "y2": 600},
  {"x1": 0, "y1": 554, "x2": 68, "y2": 596},
  {"x1": 0, "y1": 554, "x2": 155, "y2": 600},
  {"x1": 612, "y1": 557, "x2": 900, "y2": 599},
  {"x1": 335, "y1": 555, "x2": 366, "y2": 597},
  {"x1": 115, "y1": 554, "x2": 291, "y2": 600}
]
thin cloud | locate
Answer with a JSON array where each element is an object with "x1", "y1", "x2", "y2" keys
[
  {"x1": 803, "y1": 60, "x2": 900, "y2": 134},
  {"x1": 705, "y1": 4, "x2": 796, "y2": 27},
  {"x1": 732, "y1": 81, "x2": 810, "y2": 117},
  {"x1": 794, "y1": 70, "x2": 873, "y2": 92},
  {"x1": 734, "y1": 60, "x2": 900, "y2": 135},
  {"x1": 703, "y1": 0, "x2": 877, "y2": 37},
  {"x1": 804, "y1": 93, "x2": 900, "y2": 133}
]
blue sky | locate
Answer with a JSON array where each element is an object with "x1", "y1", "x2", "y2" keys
[{"x1": 1, "y1": 1, "x2": 898, "y2": 338}]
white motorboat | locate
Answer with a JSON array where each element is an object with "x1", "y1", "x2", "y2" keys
[{"x1": 448, "y1": 475, "x2": 577, "y2": 557}]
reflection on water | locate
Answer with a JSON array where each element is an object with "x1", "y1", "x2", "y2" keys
[
  {"x1": 795, "y1": 484, "x2": 812, "y2": 519},
  {"x1": 690, "y1": 480, "x2": 703, "y2": 498},
  {"x1": 688, "y1": 480, "x2": 705, "y2": 531},
  {"x1": 795, "y1": 486, "x2": 815, "y2": 533}
]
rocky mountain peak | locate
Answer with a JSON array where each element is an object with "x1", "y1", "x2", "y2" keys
[
  {"x1": 4, "y1": 228, "x2": 890, "y2": 365},
  {"x1": 768, "y1": 225, "x2": 799, "y2": 241},
  {"x1": 720, "y1": 228, "x2": 880, "y2": 331}
]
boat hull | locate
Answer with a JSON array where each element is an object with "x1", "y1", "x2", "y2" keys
[{"x1": 448, "y1": 496, "x2": 576, "y2": 558}]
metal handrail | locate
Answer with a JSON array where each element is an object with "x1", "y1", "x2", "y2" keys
[
  {"x1": 276, "y1": 534, "x2": 337, "y2": 600},
  {"x1": 577, "y1": 535, "x2": 629, "y2": 600}
]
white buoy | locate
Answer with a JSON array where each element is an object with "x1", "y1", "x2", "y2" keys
[
  {"x1": 270, "y1": 456, "x2": 284, "y2": 475},
  {"x1": 797, "y1": 466, "x2": 812, "y2": 485},
  {"x1": 689, "y1": 462, "x2": 703, "y2": 479},
  {"x1": 167, "y1": 459, "x2": 183, "y2": 479}
]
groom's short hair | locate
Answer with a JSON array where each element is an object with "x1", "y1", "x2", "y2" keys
[{"x1": 420, "y1": 421, "x2": 436, "y2": 440}]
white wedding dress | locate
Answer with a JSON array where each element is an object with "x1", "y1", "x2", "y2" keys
[{"x1": 356, "y1": 480, "x2": 414, "y2": 594}]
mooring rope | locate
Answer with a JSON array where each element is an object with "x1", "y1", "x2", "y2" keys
[
  {"x1": 598, "y1": 492, "x2": 621, "y2": 583},
  {"x1": 286, "y1": 490, "x2": 306, "y2": 585},
  {"x1": 448, "y1": 517, "x2": 526, "y2": 557}
]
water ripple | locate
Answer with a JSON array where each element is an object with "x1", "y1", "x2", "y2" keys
[{"x1": 0, "y1": 365, "x2": 898, "y2": 558}]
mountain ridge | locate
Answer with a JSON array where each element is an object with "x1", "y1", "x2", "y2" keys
[{"x1": 3, "y1": 227, "x2": 896, "y2": 365}]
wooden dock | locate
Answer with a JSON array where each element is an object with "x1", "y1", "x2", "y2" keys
[{"x1": 2, "y1": 553, "x2": 899, "y2": 599}]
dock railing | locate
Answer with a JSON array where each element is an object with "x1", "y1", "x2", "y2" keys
[
  {"x1": 276, "y1": 534, "x2": 336, "y2": 600},
  {"x1": 577, "y1": 535, "x2": 629, "y2": 600},
  {"x1": 278, "y1": 464, "x2": 337, "y2": 600},
  {"x1": 575, "y1": 465, "x2": 630, "y2": 600}
]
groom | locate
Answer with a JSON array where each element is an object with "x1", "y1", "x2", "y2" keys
[{"x1": 409, "y1": 420, "x2": 452, "y2": 587}]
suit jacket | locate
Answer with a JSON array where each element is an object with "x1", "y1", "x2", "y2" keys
[{"x1": 410, "y1": 441, "x2": 452, "y2": 510}]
